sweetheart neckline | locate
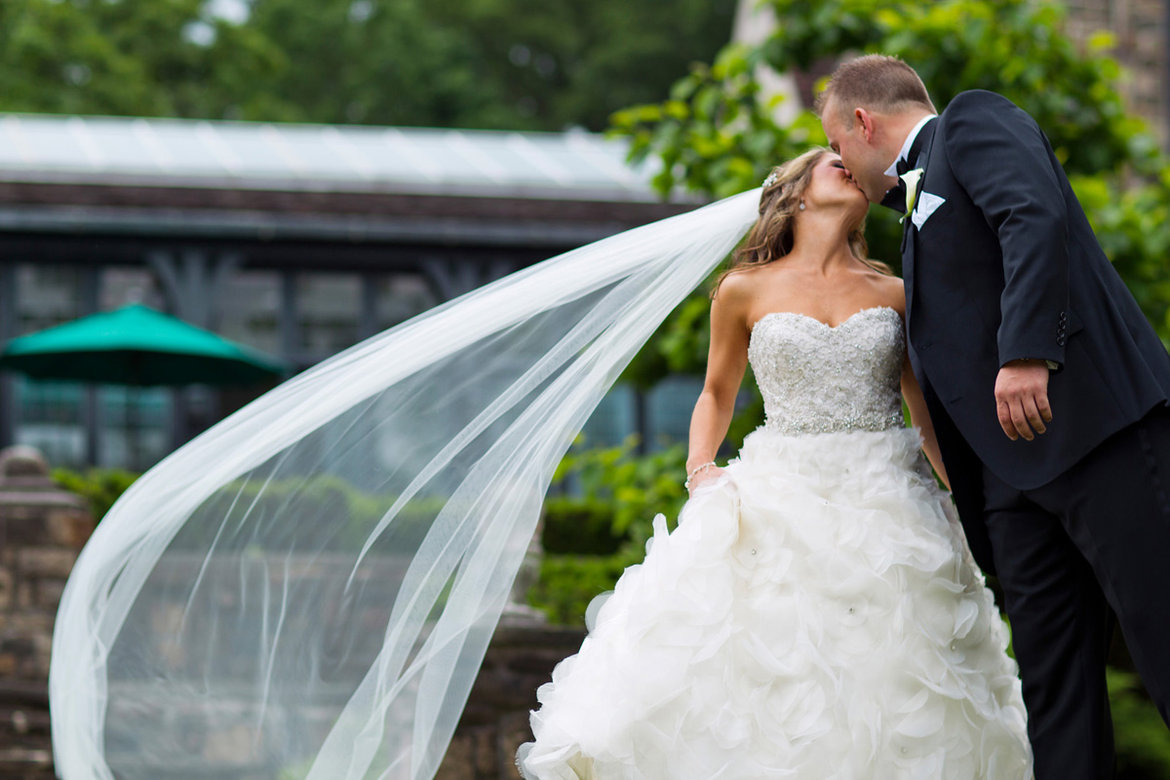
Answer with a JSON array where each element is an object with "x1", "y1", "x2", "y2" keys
[{"x1": 749, "y1": 305, "x2": 901, "y2": 336}]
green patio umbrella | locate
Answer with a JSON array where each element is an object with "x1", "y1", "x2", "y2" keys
[
  {"x1": 0, "y1": 303, "x2": 285, "y2": 386},
  {"x1": 0, "y1": 304, "x2": 287, "y2": 468}
]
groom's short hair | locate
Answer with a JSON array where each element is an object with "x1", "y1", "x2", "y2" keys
[{"x1": 816, "y1": 55, "x2": 936, "y2": 119}]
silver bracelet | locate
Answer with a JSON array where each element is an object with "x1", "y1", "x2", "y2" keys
[{"x1": 684, "y1": 461, "x2": 717, "y2": 490}]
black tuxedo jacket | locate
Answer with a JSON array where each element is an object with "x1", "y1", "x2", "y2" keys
[{"x1": 892, "y1": 90, "x2": 1170, "y2": 573}]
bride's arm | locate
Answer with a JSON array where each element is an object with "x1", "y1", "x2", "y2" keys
[
  {"x1": 882, "y1": 276, "x2": 950, "y2": 489},
  {"x1": 901, "y1": 355, "x2": 951, "y2": 490},
  {"x1": 686, "y1": 275, "x2": 751, "y2": 492}
]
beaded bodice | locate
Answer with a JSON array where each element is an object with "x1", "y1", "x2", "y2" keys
[{"x1": 747, "y1": 306, "x2": 905, "y2": 435}]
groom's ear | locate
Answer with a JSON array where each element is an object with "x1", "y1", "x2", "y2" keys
[{"x1": 855, "y1": 108, "x2": 876, "y2": 143}]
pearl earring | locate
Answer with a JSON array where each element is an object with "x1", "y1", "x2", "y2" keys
[{"x1": 799, "y1": 201, "x2": 806, "y2": 211}]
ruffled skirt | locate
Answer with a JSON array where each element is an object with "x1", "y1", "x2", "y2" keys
[{"x1": 517, "y1": 426, "x2": 1032, "y2": 779}]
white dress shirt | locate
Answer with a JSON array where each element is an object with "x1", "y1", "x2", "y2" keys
[{"x1": 884, "y1": 114, "x2": 938, "y2": 176}]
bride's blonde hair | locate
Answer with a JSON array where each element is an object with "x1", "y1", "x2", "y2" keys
[{"x1": 713, "y1": 148, "x2": 891, "y2": 297}]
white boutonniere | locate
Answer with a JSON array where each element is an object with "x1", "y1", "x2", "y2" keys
[{"x1": 899, "y1": 168, "x2": 924, "y2": 224}]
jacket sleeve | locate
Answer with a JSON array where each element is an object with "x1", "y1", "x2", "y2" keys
[{"x1": 941, "y1": 90, "x2": 1069, "y2": 367}]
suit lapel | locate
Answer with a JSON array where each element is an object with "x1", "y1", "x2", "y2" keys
[
  {"x1": 901, "y1": 119, "x2": 938, "y2": 326},
  {"x1": 902, "y1": 214, "x2": 917, "y2": 322}
]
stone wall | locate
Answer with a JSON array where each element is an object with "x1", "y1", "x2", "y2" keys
[
  {"x1": 0, "y1": 446, "x2": 95, "y2": 778},
  {"x1": 89, "y1": 549, "x2": 582, "y2": 779},
  {"x1": 437, "y1": 624, "x2": 585, "y2": 780},
  {"x1": 1065, "y1": 0, "x2": 1168, "y2": 141}
]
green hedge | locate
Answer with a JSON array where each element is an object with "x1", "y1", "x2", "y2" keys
[
  {"x1": 51, "y1": 467, "x2": 139, "y2": 521},
  {"x1": 526, "y1": 554, "x2": 631, "y2": 627},
  {"x1": 51, "y1": 467, "x2": 444, "y2": 553},
  {"x1": 541, "y1": 496, "x2": 627, "y2": 555}
]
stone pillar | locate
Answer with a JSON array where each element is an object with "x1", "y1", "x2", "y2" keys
[
  {"x1": 0, "y1": 263, "x2": 17, "y2": 450},
  {"x1": 0, "y1": 445, "x2": 96, "y2": 778}
]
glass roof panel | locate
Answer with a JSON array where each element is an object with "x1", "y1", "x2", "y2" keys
[{"x1": 0, "y1": 114, "x2": 675, "y2": 201}]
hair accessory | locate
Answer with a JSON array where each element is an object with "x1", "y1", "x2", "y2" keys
[{"x1": 763, "y1": 170, "x2": 780, "y2": 189}]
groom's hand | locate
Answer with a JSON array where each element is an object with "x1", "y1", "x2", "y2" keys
[{"x1": 995, "y1": 359, "x2": 1053, "y2": 441}]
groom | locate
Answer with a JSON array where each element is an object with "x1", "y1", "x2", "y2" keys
[{"x1": 819, "y1": 55, "x2": 1170, "y2": 778}]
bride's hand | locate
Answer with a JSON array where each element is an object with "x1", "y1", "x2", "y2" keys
[{"x1": 686, "y1": 465, "x2": 725, "y2": 495}]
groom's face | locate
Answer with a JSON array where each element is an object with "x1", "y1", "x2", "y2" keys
[{"x1": 821, "y1": 99, "x2": 893, "y2": 204}]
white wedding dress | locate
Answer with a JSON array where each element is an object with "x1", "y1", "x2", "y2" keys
[{"x1": 516, "y1": 306, "x2": 1033, "y2": 779}]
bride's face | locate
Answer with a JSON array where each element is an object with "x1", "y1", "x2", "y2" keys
[{"x1": 802, "y1": 153, "x2": 867, "y2": 219}]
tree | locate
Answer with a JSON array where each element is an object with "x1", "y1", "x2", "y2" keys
[
  {"x1": 234, "y1": 0, "x2": 493, "y2": 126},
  {"x1": 237, "y1": 0, "x2": 737, "y2": 131},
  {"x1": 420, "y1": 0, "x2": 738, "y2": 130},
  {"x1": 0, "y1": 0, "x2": 737, "y2": 132},
  {"x1": 0, "y1": 0, "x2": 282, "y2": 118}
]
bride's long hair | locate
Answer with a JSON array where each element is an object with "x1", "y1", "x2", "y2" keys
[{"x1": 713, "y1": 148, "x2": 890, "y2": 296}]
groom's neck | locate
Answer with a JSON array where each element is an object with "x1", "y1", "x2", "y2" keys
[{"x1": 885, "y1": 109, "x2": 935, "y2": 156}]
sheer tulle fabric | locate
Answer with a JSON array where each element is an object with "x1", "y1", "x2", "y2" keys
[{"x1": 49, "y1": 190, "x2": 762, "y2": 779}]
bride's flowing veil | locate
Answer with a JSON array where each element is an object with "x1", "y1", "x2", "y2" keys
[{"x1": 48, "y1": 187, "x2": 761, "y2": 780}]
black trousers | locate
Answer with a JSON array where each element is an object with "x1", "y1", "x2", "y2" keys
[{"x1": 983, "y1": 405, "x2": 1170, "y2": 780}]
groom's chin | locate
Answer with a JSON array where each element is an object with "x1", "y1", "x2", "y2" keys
[{"x1": 855, "y1": 179, "x2": 882, "y2": 204}]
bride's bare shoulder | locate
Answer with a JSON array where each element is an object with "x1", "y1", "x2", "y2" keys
[
  {"x1": 711, "y1": 266, "x2": 778, "y2": 331},
  {"x1": 711, "y1": 265, "x2": 763, "y2": 303},
  {"x1": 868, "y1": 268, "x2": 906, "y2": 317}
]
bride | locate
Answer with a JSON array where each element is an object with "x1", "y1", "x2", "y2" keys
[{"x1": 516, "y1": 149, "x2": 1034, "y2": 779}]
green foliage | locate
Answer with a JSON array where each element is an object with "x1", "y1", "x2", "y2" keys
[
  {"x1": 613, "y1": 0, "x2": 1149, "y2": 195},
  {"x1": 48, "y1": 466, "x2": 444, "y2": 553},
  {"x1": 527, "y1": 553, "x2": 630, "y2": 626},
  {"x1": 182, "y1": 473, "x2": 444, "y2": 553},
  {"x1": 612, "y1": 42, "x2": 821, "y2": 200},
  {"x1": 552, "y1": 435, "x2": 689, "y2": 549},
  {"x1": 1072, "y1": 175, "x2": 1170, "y2": 338},
  {"x1": 238, "y1": 0, "x2": 490, "y2": 126},
  {"x1": 51, "y1": 466, "x2": 139, "y2": 520},
  {"x1": 529, "y1": 437, "x2": 691, "y2": 624},
  {"x1": 1109, "y1": 667, "x2": 1170, "y2": 776},
  {"x1": 621, "y1": 293, "x2": 729, "y2": 386},
  {"x1": 765, "y1": 0, "x2": 1146, "y2": 176},
  {"x1": 419, "y1": 0, "x2": 738, "y2": 131},
  {"x1": 0, "y1": 0, "x2": 282, "y2": 118},
  {"x1": 617, "y1": 285, "x2": 766, "y2": 450},
  {"x1": 542, "y1": 496, "x2": 625, "y2": 555},
  {"x1": 0, "y1": 0, "x2": 736, "y2": 132}
]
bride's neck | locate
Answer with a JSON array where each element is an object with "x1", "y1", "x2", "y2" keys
[{"x1": 789, "y1": 212, "x2": 858, "y2": 273}]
